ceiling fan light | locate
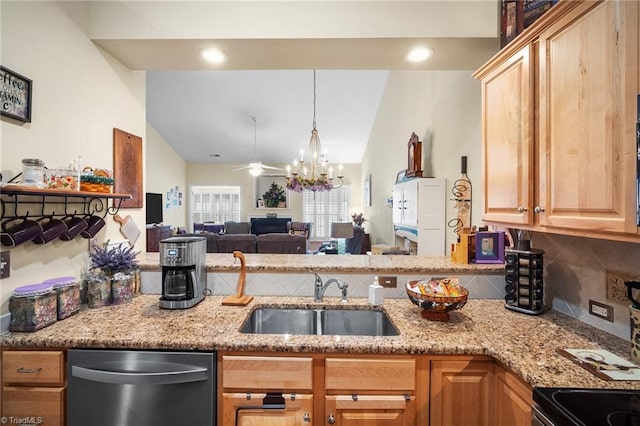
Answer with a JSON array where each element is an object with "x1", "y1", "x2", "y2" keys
[{"x1": 249, "y1": 167, "x2": 263, "y2": 177}]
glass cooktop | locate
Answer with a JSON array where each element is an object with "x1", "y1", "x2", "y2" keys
[{"x1": 534, "y1": 388, "x2": 640, "y2": 426}]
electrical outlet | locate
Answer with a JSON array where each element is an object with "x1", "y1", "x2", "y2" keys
[
  {"x1": 589, "y1": 299, "x2": 614, "y2": 322},
  {"x1": 606, "y1": 270, "x2": 638, "y2": 304},
  {"x1": 378, "y1": 276, "x2": 397, "y2": 288},
  {"x1": 0, "y1": 251, "x2": 10, "y2": 279}
]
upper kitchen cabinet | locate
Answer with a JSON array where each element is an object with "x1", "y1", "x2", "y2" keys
[{"x1": 474, "y1": 0, "x2": 640, "y2": 242}]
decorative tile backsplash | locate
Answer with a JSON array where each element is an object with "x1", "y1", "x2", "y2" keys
[
  {"x1": 533, "y1": 232, "x2": 640, "y2": 340},
  {"x1": 141, "y1": 271, "x2": 505, "y2": 300}
]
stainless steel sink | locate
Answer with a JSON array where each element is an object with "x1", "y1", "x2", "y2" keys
[
  {"x1": 320, "y1": 309, "x2": 399, "y2": 336},
  {"x1": 239, "y1": 307, "x2": 399, "y2": 336},
  {"x1": 239, "y1": 308, "x2": 318, "y2": 335}
]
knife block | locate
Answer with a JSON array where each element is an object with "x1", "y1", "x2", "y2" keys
[{"x1": 504, "y1": 248, "x2": 544, "y2": 315}]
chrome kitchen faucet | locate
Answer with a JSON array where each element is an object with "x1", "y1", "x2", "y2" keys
[{"x1": 313, "y1": 273, "x2": 348, "y2": 303}]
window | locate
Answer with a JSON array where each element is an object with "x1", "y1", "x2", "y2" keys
[
  {"x1": 302, "y1": 186, "x2": 351, "y2": 239},
  {"x1": 191, "y1": 186, "x2": 241, "y2": 225}
]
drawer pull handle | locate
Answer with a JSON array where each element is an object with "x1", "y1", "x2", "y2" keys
[{"x1": 17, "y1": 367, "x2": 42, "y2": 374}]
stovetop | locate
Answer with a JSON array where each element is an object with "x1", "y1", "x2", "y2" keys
[{"x1": 534, "y1": 388, "x2": 640, "y2": 426}]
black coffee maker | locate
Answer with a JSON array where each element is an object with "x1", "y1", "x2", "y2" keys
[{"x1": 159, "y1": 236, "x2": 207, "y2": 309}]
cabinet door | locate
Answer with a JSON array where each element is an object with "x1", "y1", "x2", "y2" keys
[
  {"x1": 325, "y1": 395, "x2": 416, "y2": 426},
  {"x1": 221, "y1": 393, "x2": 312, "y2": 426},
  {"x1": 480, "y1": 45, "x2": 534, "y2": 226},
  {"x1": 392, "y1": 184, "x2": 405, "y2": 226},
  {"x1": 538, "y1": 0, "x2": 639, "y2": 233},
  {"x1": 402, "y1": 180, "x2": 419, "y2": 228},
  {"x1": 429, "y1": 360, "x2": 493, "y2": 426},
  {"x1": 3, "y1": 387, "x2": 65, "y2": 426},
  {"x1": 494, "y1": 366, "x2": 533, "y2": 426}
]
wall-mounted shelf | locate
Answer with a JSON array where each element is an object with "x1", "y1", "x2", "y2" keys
[{"x1": 0, "y1": 184, "x2": 131, "y2": 222}]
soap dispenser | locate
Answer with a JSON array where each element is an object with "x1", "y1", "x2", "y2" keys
[{"x1": 369, "y1": 276, "x2": 384, "y2": 306}]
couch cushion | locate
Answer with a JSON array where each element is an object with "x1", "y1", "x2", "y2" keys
[
  {"x1": 224, "y1": 221, "x2": 251, "y2": 234},
  {"x1": 217, "y1": 234, "x2": 257, "y2": 253},
  {"x1": 250, "y1": 218, "x2": 291, "y2": 235},
  {"x1": 256, "y1": 233, "x2": 307, "y2": 254},
  {"x1": 182, "y1": 233, "x2": 219, "y2": 253}
]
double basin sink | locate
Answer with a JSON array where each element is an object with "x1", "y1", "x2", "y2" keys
[{"x1": 240, "y1": 307, "x2": 399, "y2": 337}]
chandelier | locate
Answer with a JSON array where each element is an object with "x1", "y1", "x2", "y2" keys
[{"x1": 286, "y1": 70, "x2": 344, "y2": 192}]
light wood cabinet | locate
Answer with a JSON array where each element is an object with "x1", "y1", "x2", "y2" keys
[
  {"x1": 474, "y1": 0, "x2": 640, "y2": 241},
  {"x1": 429, "y1": 358, "x2": 493, "y2": 426},
  {"x1": 219, "y1": 355, "x2": 314, "y2": 426},
  {"x1": 222, "y1": 392, "x2": 313, "y2": 425},
  {"x1": 494, "y1": 365, "x2": 533, "y2": 426},
  {"x1": 324, "y1": 357, "x2": 417, "y2": 426},
  {"x1": 1, "y1": 349, "x2": 66, "y2": 426},
  {"x1": 479, "y1": 44, "x2": 534, "y2": 226}
]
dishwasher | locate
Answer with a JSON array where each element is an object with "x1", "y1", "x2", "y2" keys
[{"x1": 67, "y1": 349, "x2": 216, "y2": 426}]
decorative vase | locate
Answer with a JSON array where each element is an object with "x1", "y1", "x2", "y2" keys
[
  {"x1": 86, "y1": 273, "x2": 112, "y2": 308},
  {"x1": 111, "y1": 272, "x2": 133, "y2": 305}
]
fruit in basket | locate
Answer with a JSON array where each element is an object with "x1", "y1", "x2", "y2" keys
[{"x1": 406, "y1": 278, "x2": 468, "y2": 322}]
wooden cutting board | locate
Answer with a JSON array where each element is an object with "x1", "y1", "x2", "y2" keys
[{"x1": 113, "y1": 128, "x2": 143, "y2": 208}]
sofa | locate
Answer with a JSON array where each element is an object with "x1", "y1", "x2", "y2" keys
[{"x1": 182, "y1": 232, "x2": 306, "y2": 254}]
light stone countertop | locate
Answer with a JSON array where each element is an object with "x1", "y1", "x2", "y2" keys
[
  {"x1": 138, "y1": 253, "x2": 506, "y2": 274},
  {"x1": 2, "y1": 295, "x2": 640, "y2": 390}
]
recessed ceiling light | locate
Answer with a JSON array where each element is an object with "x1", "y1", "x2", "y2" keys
[
  {"x1": 406, "y1": 47, "x2": 434, "y2": 63},
  {"x1": 200, "y1": 48, "x2": 226, "y2": 64}
]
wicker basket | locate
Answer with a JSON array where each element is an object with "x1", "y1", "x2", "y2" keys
[{"x1": 80, "y1": 182, "x2": 112, "y2": 193}]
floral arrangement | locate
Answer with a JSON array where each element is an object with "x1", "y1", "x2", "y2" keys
[
  {"x1": 89, "y1": 241, "x2": 139, "y2": 274},
  {"x1": 262, "y1": 182, "x2": 287, "y2": 208},
  {"x1": 286, "y1": 175, "x2": 333, "y2": 192},
  {"x1": 351, "y1": 212, "x2": 366, "y2": 227}
]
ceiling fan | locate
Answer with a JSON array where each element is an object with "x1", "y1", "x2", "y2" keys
[{"x1": 232, "y1": 116, "x2": 282, "y2": 177}]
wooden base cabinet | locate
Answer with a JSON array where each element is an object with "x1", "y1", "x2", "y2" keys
[
  {"x1": 1, "y1": 349, "x2": 66, "y2": 426},
  {"x1": 494, "y1": 365, "x2": 533, "y2": 426},
  {"x1": 324, "y1": 357, "x2": 417, "y2": 426},
  {"x1": 429, "y1": 358, "x2": 494, "y2": 426},
  {"x1": 222, "y1": 393, "x2": 313, "y2": 425}
]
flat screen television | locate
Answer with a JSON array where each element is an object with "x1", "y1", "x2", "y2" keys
[{"x1": 145, "y1": 192, "x2": 163, "y2": 225}]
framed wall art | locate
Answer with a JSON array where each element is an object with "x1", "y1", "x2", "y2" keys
[
  {"x1": 0, "y1": 66, "x2": 32, "y2": 122},
  {"x1": 364, "y1": 174, "x2": 371, "y2": 207}
]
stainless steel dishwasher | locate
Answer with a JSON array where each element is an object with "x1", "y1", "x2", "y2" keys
[{"x1": 68, "y1": 349, "x2": 215, "y2": 426}]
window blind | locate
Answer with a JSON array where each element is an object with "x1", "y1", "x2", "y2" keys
[{"x1": 302, "y1": 186, "x2": 351, "y2": 238}]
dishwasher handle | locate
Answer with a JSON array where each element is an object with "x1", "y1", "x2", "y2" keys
[{"x1": 72, "y1": 364, "x2": 208, "y2": 385}]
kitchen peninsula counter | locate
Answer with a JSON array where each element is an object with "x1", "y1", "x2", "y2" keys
[
  {"x1": 138, "y1": 253, "x2": 505, "y2": 274},
  {"x1": 2, "y1": 295, "x2": 638, "y2": 391}
]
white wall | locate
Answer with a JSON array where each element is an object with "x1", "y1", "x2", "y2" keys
[
  {"x1": 361, "y1": 71, "x2": 482, "y2": 251},
  {"x1": 0, "y1": 1, "x2": 145, "y2": 315},
  {"x1": 146, "y1": 123, "x2": 187, "y2": 229}
]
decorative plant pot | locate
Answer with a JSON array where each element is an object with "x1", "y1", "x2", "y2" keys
[
  {"x1": 86, "y1": 274, "x2": 112, "y2": 308},
  {"x1": 111, "y1": 273, "x2": 133, "y2": 305}
]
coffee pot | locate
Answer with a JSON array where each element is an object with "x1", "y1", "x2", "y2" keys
[{"x1": 159, "y1": 236, "x2": 207, "y2": 309}]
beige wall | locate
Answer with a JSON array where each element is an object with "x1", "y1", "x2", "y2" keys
[
  {"x1": 361, "y1": 70, "x2": 482, "y2": 250},
  {"x1": 186, "y1": 162, "x2": 360, "y2": 232},
  {"x1": 0, "y1": 2, "x2": 146, "y2": 314},
  {"x1": 146, "y1": 123, "x2": 187, "y2": 229}
]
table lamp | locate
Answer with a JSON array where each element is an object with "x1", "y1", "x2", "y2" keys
[{"x1": 331, "y1": 222, "x2": 354, "y2": 254}]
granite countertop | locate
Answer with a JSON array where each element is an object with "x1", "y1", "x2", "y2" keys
[
  {"x1": 138, "y1": 253, "x2": 506, "y2": 274},
  {"x1": 2, "y1": 295, "x2": 640, "y2": 390}
]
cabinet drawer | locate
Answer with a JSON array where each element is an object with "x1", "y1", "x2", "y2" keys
[
  {"x1": 325, "y1": 358, "x2": 416, "y2": 391},
  {"x1": 2, "y1": 351, "x2": 65, "y2": 385},
  {"x1": 3, "y1": 386, "x2": 65, "y2": 426},
  {"x1": 222, "y1": 356, "x2": 313, "y2": 390}
]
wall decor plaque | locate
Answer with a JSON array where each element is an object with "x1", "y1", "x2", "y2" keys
[
  {"x1": 0, "y1": 66, "x2": 32, "y2": 122},
  {"x1": 113, "y1": 128, "x2": 143, "y2": 208}
]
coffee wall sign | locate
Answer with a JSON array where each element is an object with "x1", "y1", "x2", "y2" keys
[{"x1": 1, "y1": 66, "x2": 32, "y2": 122}]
